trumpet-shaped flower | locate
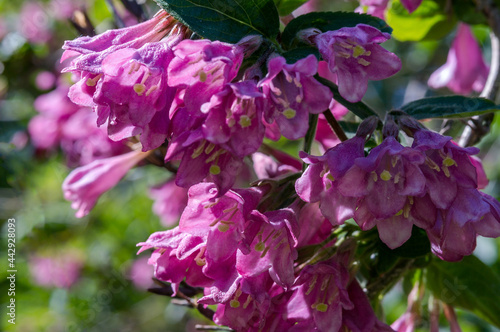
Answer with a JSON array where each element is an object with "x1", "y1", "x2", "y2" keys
[
  {"x1": 295, "y1": 135, "x2": 366, "y2": 225},
  {"x1": 428, "y1": 24, "x2": 489, "y2": 95},
  {"x1": 259, "y1": 55, "x2": 333, "y2": 140},
  {"x1": 315, "y1": 24, "x2": 401, "y2": 102},
  {"x1": 62, "y1": 150, "x2": 148, "y2": 217}
]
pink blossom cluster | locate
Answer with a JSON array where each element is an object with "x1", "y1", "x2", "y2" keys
[
  {"x1": 60, "y1": 11, "x2": 402, "y2": 216},
  {"x1": 138, "y1": 183, "x2": 393, "y2": 331},
  {"x1": 29, "y1": 80, "x2": 128, "y2": 167},
  {"x1": 297, "y1": 119, "x2": 500, "y2": 262},
  {"x1": 52, "y1": 8, "x2": 500, "y2": 332}
]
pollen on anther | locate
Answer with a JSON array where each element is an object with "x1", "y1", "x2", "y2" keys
[
  {"x1": 239, "y1": 115, "x2": 252, "y2": 128},
  {"x1": 380, "y1": 170, "x2": 392, "y2": 181},
  {"x1": 209, "y1": 165, "x2": 221, "y2": 175},
  {"x1": 134, "y1": 83, "x2": 146, "y2": 95},
  {"x1": 283, "y1": 109, "x2": 296, "y2": 119},
  {"x1": 357, "y1": 58, "x2": 371, "y2": 66}
]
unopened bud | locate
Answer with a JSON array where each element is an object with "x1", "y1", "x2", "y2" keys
[
  {"x1": 356, "y1": 116, "x2": 381, "y2": 138},
  {"x1": 383, "y1": 115, "x2": 399, "y2": 139},
  {"x1": 297, "y1": 28, "x2": 322, "y2": 45},
  {"x1": 237, "y1": 35, "x2": 263, "y2": 58},
  {"x1": 397, "y1": 114, "x2": 424, "y2": 137}
]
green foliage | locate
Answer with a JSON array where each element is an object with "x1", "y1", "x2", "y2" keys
[
  {"x1": 452, "y1": 0, "x2": 488, "y2": 25},
  {"x1": 281, "y1": 11, "x2": 392, "y2": 49},
  {"x1": 386, "y1": 0, "x2": 456, "y2": 41},
  {"x1": 282, "y1": 46, "x2": 320, "y2": 63},
  {"x1": 401, "y1": 96, "x2": 500, "y2": 120},
  {"x1": 153, "y1": 0, "x2": 280, "y2": 43},
  {"x1": 427, "y1": 255, "x2": 500, "y2": 328},
  {"x1": 273, "y1": 0, "x2": 309, "y2": 16},
  {"x1": 315, "y1": 75, "x2": 380, "y2": 119}
]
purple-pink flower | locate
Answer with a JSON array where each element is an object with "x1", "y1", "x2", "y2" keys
[
  {"x1": 356, "y1": 0, "x2": 389, "y2": 19},
  {"x1": 428, "y1": 24, "x2": 489, "y2": 95},
  {"x1": 29, "y1": 252, "x2": 84, "y2": 289},
  {"x1": 401, "y1": 0, "x2": 423, "y2": 13},
  {"x1": 63, "y1": 150, "x2": 149, "y2": 217},
  {"x1": 259, "y1": 54, "x2": 333, "y2": 140},
  {"x1": 150, "y1": 179, "x2": 189, "y2": 227},
  {"x1": 315, "y1": 24, "x2": 401, "y2": 102}
]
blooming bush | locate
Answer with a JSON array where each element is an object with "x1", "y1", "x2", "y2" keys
[{"x1": 4, "y1": 0, "x2": 500, "y2": 331}]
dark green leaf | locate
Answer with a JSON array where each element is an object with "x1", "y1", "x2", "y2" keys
[
  {"x1": 154, "y1": 0, "x2": 280, "y2": 43},
  {"x1": 273, "y1": 0, "x2": 308, "y2": 16},
  {"x1": 338, "y1": 121, "x2": 360, "y2": 133},
  {"x1": 427, "y1": 255, "x2": 500, "y2": 328},
  {"x1": 381, "y1": 227, "x2": 430, "y2": 258},
  {"x1": 315, "y1": 75, "x2": 379, "y2": 119},
  {"x1": 282, "y1": 46, "x2": 319, "y2": 64},
  {"x1": 386, "y1": 0, "x2": 457, "y2": 41},
  {"x1": 281, "y1": 11, "x2": 392, "y2": 49},
  {"x1": 452, "y1": 0, "x2": 487, "y2": 25},
  {"x1": 401, "y1": 96, "x2": 500, "y2": 120}
]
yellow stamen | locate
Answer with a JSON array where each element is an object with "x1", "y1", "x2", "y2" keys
[
  {"x1": 357, "y1": 58, "x2": 371, "y2": 66},
  {"x1": 380, "y1": 170, "x2": 392, "y2": 181},
  {"x1": 239, "y1": 115, "x2": 252, "y2": 128},
  {"x1": 133, "y1": 83, "x2": 146, "y2": 95},
  {"x1": 353, "y1": 45, "x2": 366, "y2": 58},
  {"x1": 209, "y1": 165, "x2": 221, "y2": 175},
  {"x1": 283, "y1": 109, "x2": 296, "y2": 119}
]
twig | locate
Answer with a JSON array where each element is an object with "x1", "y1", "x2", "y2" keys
[
  {"x1": 315, "y1": 76, "x2": 379, "y2": 120},
  {"x1": 459, "y1": 0, "x2": 500, "y2": 146},
  {"x1": 323, "y1": 109, "x2": 348, "y2": 142},
  {"x1": 195, "y1": 325, "x2": 234, "y2": 331}
]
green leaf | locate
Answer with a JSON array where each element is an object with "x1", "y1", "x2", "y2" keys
[
  {"x1": 273, "y1": 0, "x2": 308, "y2": 16},
  {"x1": 282, "y1": 46, "x2": 319, "y2": 64},
  {"x1": 386, "y1": 0, "x2": 456, "y2": 41},
  {"x1": 452, "y1": 0, "x2": 487, "y2": 25},
  {"x1": 281, "y1": 11, "x2": 392, "y2": 49},
  {"x1": 381, "y1": 227, "x2": 430, "y2": 258},
  {"x1": 154, "y1": 0, "x2": 280, "y2": 43},
  {"x1": 401, "y1": 96, "x2": 500, "y2": 120},
  {"x1": 427, "y1": 255, "x2": 500, "y2": 328},
  {"x1": 315, "y1": 76, "x2": 379, "y2": 119}
]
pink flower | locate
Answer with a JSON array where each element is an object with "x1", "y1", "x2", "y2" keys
[
  {"x1": 28, "y1": 83, "x2": 127, "y2": 166},
  {"x1": 200, "y1": 81, "x2": 266, "y2": 158},
  {"x1": 128, "y1": 256, "x2": 154, "y2": 290},
  {"x1": 62, "y1": 150, "x2": 149, "y2": 217},
  {"x1": 356, "y1": 0, "x2": 390, "y2": 19},
  {"x1": 137, "y1": 227, "x2": 213, "y2": 295},
  {"x1": 259, "y1": 55, "x2": 333, "y2": 139},
  {"x1": 61, "y1": 11, "x2": 185, "y2": 150},
  {"x1": 92, "y1": 43, "x2": 177, "y2": 151},
  {"x1": 167, "y1": 38, "x2": 247, "y2": 114},
  {"x1": 401, "y1": 0, "x2": 423, "y2": 13},
  {"x1": 150, "y1": 179, "x2": 189, "y2": 227},
  {"x1": 35, "y1": 71, "x2": 57, "y2": 90},
  {"x1": 296, "y1": 135, "x2": 366, "y2": 225},
  {"x1": 337, "y1": 136, "x2": 426, "y2": 248},
  {"x1": 29, "y1": 252, "x2": 84, "y2": 289},
  {"x1": 315, "y1": 24, "x2": 401, "y2": 102},
  {"x1": 286, "y1": 259, "x2": 353, "y2": 331},
  {"x1": 19, "y1": 2, "x2": 52, "y2": 44},
  {"x1": 428, "y1": 24, "x2": 489, "y2": 95}
]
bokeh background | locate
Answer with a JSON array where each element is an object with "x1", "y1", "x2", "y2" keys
[{"x1": 1, "y1": 0, "x2": 500, "y2": 331}]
